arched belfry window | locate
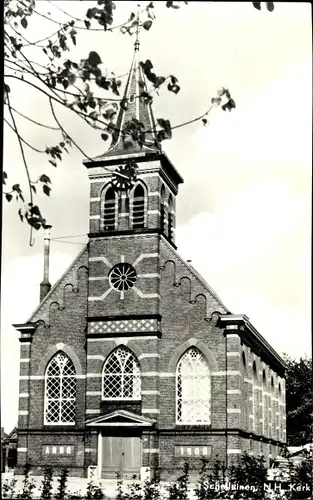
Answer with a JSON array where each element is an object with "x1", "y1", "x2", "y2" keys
[
  {"x1": 160, "y1": 185, "x2": 166, "y2": 234},
  {"x1": 168, "y1": 194, "x2": 174, "y2": 241},
  {"x1": 132, "y1": 183, "x2": 146, "y2": 229},
  {"x1": 44, "y1": 352, "x2": 76, "y2": 425},
  {"x1": 102, "y1": 186, "x2": 117, "y2": 231},
  {"x1": 102, "y1": 347, "x2": 141, "y2": 400},
  {"x1": 176, "y1": 347, "x2": 211, "y2": 424}
]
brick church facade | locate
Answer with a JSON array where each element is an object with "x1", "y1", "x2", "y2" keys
[{"x1": 14, "y1": 40, "x2": 287, "y2": 480}]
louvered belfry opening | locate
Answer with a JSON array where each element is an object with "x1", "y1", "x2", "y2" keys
[
  {"x1": 103, "y1": 186, "x2": 117, "y2": 230},
  {"x1": 132, "y1": 184, "x2": 145, "y2": 229}
]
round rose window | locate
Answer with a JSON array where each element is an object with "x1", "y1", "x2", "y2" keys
[{"x1": 109, "y1": 263, "x2": 137, "y2": 292}]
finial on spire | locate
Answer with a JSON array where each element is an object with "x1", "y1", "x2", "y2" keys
[{"x1": 134, "y1": 4, "x2": 141, "y2": 52}]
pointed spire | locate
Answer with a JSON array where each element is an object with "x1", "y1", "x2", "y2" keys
[{"x1": 104, "y1": 9, "x2": 159, "y2": 159}]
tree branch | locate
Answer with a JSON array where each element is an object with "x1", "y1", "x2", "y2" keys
[{"x1": 5, "y1": 91, "x2": 35, "y2": 246}]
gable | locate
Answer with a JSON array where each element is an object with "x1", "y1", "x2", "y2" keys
[
  {"x1": 160, "y1": 237, "x2": 229, "y2": 318},
  {"x1": 28, "y1": 246, "x2": 89, "y2": 324},
  {"x1": 86, "y1": 409, "x2": 155, "y2": 427}
]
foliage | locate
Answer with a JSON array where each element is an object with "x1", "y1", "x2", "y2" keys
[
  {"x1": 167, "y1": 462, "x2": 189, "y2": 500},
  {"x1": 284, "y1": 355, "x2": 313, "y2": 446},
  {"x1": 19, "y1": 464, "x2": 37, "y2": 499},
  {"x1": 2, "y1": 477, "x2": 18, "y2": 499},
  {"x1": 86, "y1": 470, "x2": 105, "y2": 499},
  {"x1": 3, "y1": 0, "x2": 244, "y2": 244},
  {"x1": 55, "y1": 468, "x2": 69, "y2": 500},
  {"x1": 194, "y1": 458, "x2": 227, "y2": 499},
  {"x1": 228, "y1": 452, "x2": 267, "y2": 499},
  {"x1": 40, "y1": 467, "x2": 53, "y2": 499}
]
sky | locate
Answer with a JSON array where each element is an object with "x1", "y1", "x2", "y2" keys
[{"x1": 1, "y1": 1, "x2": 312, "y2": 433}]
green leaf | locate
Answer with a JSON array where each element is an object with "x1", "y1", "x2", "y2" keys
[
  {"x1": 252, "y1": 2, "x2": 261, "y2": 10},
  {"x1": 3, "y1": 171, "x2": 7, "y2": 184},
  {"x1": 12, "y1": 184, "x2": 21, "y2": 193},
  {"x1": 101, "y1": 133, "x2": 109, "y2": 141},
  {"x1": 68, "y1": 73, "x2": 76, "y2": 85},
  {"x1": 5, "y1": 193, "x2": 13, "y2": 202},
  {"x1": 18, "y1": 209, "x2": 24, "y2": 222},
  {"x1": 43, "y1": 184, "x2": 51, "y2": 196},
  {"x1": 266, "y1": 2, "x2": 274, "y2": 11},
  {"x1": 202, "y1": 119, "x2": 208, "y2": 126},
  {"x1": 143, "y1": 20, "x2": 153, "y2": 31},
  {"x1": 84, "y1": 19, "x2": 91, "y2": 29},
  {"x1": 30, "y1": 184, "x2": 36, "y2": 194},
  {"x1": 88, "y1": 51, "x2": 102, "y2": 67},
  {"x1": 49, "y1": 160, "x2": 57, "y2": 167},
  {"x1": 21, "y1": 17, "x2": 28, "y2": 29},
  {"x1": 89, "y1": 111, "x2": 99, "y2": 120},
  {"x1": 4, "y1": 84, "x2": 10, "y2": 94},
  {"x1": 39, "y1": 174, "x2": 51, "y2": 184}
]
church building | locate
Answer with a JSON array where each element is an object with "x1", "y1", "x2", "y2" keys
[{"x1": 14, "y1": 38, "x2": 287, "y2": 480}]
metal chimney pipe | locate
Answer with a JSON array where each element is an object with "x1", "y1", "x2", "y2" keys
[{"x1": 40, "y1": 225, "x2": 52, "y2": 302}]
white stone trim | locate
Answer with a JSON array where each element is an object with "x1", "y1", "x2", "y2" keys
[
  {"x1": 227, "y1": 389, "x2": 241, "y2": 395},
  {"x1": 138, "y1": 353, "x2": 160, "y2": 360},
  {"x1": 87, "y1": 336, "x2": 158, "y2": 342},
  {"x1": 18, "y1": 410, "x2": 28, "y2": 415},
  {"x1": 226, "y1": 334, "x2": 240, "y2": 338},
  {"x1": 90, "y1": 197, "x2": 101, "y2": 202},
  {"x1": 19, "y1": 393, "x2": 29, "y2": 398},
  {"x1": 90, "y1": 215, "x2": 100, "y2": 219},
  {"x1": 142, "y1": 409, "x2": 160, "y2": 414},
  {"x1": 211, "y1": 371, "x2": 241, "y2": 376},
  {"x1": 142, "y1": 390, "x2": 160, "y2": 395},
  {"x1": 89, "y1": 277, "x2": 109, "y2": 281},
  {"x1": 227, "y1": 352, "x2": 240, "y2": 357},
  {"x1": 85, "y1": 448, "x2": 96, "y2": 453},
  {"x1": 20, "y1": 358, "x2": 30, "y2": 363},
  {"x1": 17, "y1": 448, "x2": 28, "y2": 453},
  {"x1": 141, "y1": 371, "x2": 159, "y2": 377},
  {"x1": 87, "y1": 355, "x2": 105, "y2": 361},
  {"x1": 86, "y1": 391, "x2": 102, "y2": 396},
  {"x1": 132, "y1": 287, "x2": 160, "y2": 299},
  {"x1": 227, "y1": 408, "x2": 241, "y2": 414},
  {"x1": 226, "y1": 325, "x2": 239, "y2": 330},
  {"x1": 20, "y1": 341, "x2": 31, "y2": 345},
  {"x1": 86, "y1": 409, "x2": 100, "y2": 414},
  {"x1": 142, "y1": 448, "x2": 160, "y2": 453},
  {"x1": 227, "y1": 449, "x2": 241, "y2": 454}
]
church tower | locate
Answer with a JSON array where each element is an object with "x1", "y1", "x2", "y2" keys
[
  {"x1": 84, "y1": 37, "x2": 183, "y2": 320},
  {"x1": 13, "y1": 28, "x2": 287, "y2": 483}
]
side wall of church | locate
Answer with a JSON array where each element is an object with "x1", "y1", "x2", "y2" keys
[{"x1": 16, "y1": 251, "x2": 89, "y2": 477}]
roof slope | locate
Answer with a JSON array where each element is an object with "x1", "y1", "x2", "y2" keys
[{"x1": 27, "y1": 246, "x2": 88, "y2": 324}]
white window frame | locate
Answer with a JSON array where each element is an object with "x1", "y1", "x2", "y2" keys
[
  {"x1": 44, "y1": 352, "x2": 76, "y2": 426},
  {"x1": 176, "y1": 347, "x2": 211, "y2": 425},
  {"x1": 102, "y1": 347, "x2": 141, "y2": 401}
]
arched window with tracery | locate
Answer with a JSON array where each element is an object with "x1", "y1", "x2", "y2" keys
[
  {"x1": 44, "y1": 352, "x2": 76, "y2": 425},
  {"x1": 102, "y1": 347, "x2": 141, "y2": 400},
  {"x1": 132, "y1": 183, "x2": 146, "y2": 229},
  {"x1": 102, "y1": 186, "x2": 117, "y2": 230},
  {"x1": 176, "y1": 347, "x2": 211, "y2": 424},
  {"x1": 168, "y1": 194, "x2": 174, "y2": 241}
]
